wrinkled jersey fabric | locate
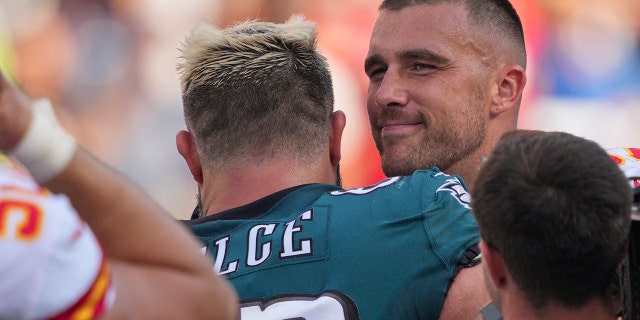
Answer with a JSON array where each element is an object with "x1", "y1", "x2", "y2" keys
[{"x1": 189, "y1": 168, "x2": 480, "y2": 320}]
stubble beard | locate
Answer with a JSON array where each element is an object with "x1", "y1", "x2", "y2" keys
[{"x1": 378, "y1": 108, "x2": 487, "y2": 177}]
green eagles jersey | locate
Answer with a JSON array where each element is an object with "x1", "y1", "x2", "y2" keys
[{"x1": 189, "y1": 168, "x2": 480, "y2": 319}]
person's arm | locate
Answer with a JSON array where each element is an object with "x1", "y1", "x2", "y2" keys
[
  {"x1": 0, "y1": 75, "x2": 238, "y2": 319},
  {"x1": 50, "y1": 144, "x2": 238, "y2": 320},
  {"x1": 438, "y1": 263, "x2": 492, "y2": 320}
]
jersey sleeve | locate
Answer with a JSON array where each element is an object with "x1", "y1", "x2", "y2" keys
[
  {"x1": 420, "y1": 170, "x2": 480, "y2": 272},
  {"x1": 0, "y1": 154, "x2": 115, "y2": 320},
  {"x1": 608, "y1": 147, "x2": 640, "y2": 187}
]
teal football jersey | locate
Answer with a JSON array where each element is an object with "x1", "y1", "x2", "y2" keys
[{"x1": 189, "y1": 168, "x2": 480, "y2": 319}]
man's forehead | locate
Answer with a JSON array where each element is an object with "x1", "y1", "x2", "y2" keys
[
  {"x1": 373, "y1": 3, "x2": 469, "y2": 34},
  {"x1": 367, "y1": 4, "x2": 483, "y2": 62}
]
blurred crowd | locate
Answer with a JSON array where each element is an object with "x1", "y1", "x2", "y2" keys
[{"x1": 0, "y1": 0, "x2": 638, "y2": 218}]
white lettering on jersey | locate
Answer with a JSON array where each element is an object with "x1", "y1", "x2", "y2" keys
[
  {"x1": 214, "y1": 236, "x2": 239, "y2": 275},
  {"x1": 280, "y1": 209, "x2": 313, "y2": 258},
  {"x1": 247, "y1": 224, "x2": 276, "y2": 266},
  {"x1": 210, "y1": 210, "x2": 316, "y2": 275}
]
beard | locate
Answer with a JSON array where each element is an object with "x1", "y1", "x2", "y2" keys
[
  {"x1": 375, "y1": 104, "x2": 487, "y2": 177},
  {"x1": 194, "y1": 186, "x2": 203, "y2": 218},
  {"x1": 335, "y1": 163, "x2": 343, "y2": 187}
]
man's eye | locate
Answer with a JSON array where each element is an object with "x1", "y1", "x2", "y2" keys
[
  {"x1": 413, "y1": 63, "x2": 435, "y2": 71},
  {"x1": 367, "y1": 67, "x2": 386, "y2": 80}
]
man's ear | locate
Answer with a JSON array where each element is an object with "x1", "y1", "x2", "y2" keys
[
  {"x1": 491, "y1": 65, "x2": 527, "y2": 116},
  {"x1": 176, "y1": 130, "x2": 203, "y2": 184},
  {"x1": 479, "y1": 240, "x2": 508, "y2": 289},
  {"x1": 329, "y1": 110, "x2": 346, "y2": 167}
]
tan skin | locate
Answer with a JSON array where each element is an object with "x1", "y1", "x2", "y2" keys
[
  {"x1": 480, "y1": 240, "x2": 618, "y2": 320},
  {"x1": 176, "y1": 111, "x2": 346, "y2": 216},
  {"x1": 365, "y1": 3, "x2": 526, "y2": 319},
  {"x1": 365, "y1": 3, "x2": 526, "y2": 191}
]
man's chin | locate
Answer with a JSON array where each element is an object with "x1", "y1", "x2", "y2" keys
[{"x1": 381, "y1": 159, "x2": 415, "y2": 177}]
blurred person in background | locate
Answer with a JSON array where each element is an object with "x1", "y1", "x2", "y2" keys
[
  {"x1": 534, "y1": 0, "x2": 640, "y2": 99},
  {"x1": 522, "y1": 0, "x2": 640, "y2": 149}
]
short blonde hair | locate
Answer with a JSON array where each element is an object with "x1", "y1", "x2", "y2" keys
[{"x1": 177, "y1": 15, "x2": 334, "y2": 167}]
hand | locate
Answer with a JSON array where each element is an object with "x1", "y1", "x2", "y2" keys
[{"x1": 0, "y1": 72, "x2": 33, "y2": 151}]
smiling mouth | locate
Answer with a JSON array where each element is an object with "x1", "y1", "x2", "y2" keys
[{"x1": 380, "y1": 123, "x2": 422, "y2": 136}]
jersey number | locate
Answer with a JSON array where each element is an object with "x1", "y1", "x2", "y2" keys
[
  {"x1": 0, "y1": 199, "x2": 42, "y2": 241},
  {"x1": 240, "y1": 292, "x2": 359, "y2": 319}
]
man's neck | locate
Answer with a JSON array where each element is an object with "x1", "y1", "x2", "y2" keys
[
  {"x1": 449, "y1": 125, "x2": 518, "y2": 192},
  {"x1": 502, "y1": 295, "x2": 615, "y2": 320},
  {"x1": 200, "y1": 161, "x2": 336, "y2": 216},
  {"x1": 446, "y1": 151, "x2": 485, "y2": 192}
]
